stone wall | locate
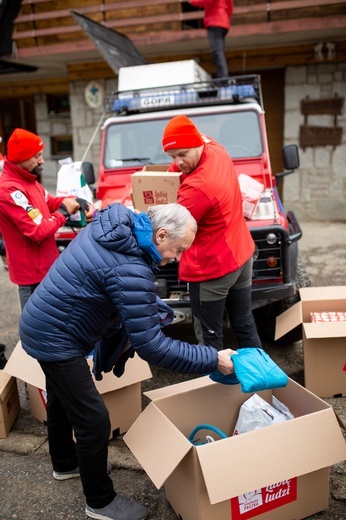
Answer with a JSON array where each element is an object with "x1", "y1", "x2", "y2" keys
[
  {"x1": 284, "y1": 63, "x2": 346, "y2": 221},
  {"x1": 35, "y1": 78, "x2": 117, "y2": 195},
  {"x1": 35, "y1": 94, "x2": 72, "y2": 195},
  {"x1": 69, "y1": 79, "x2": 117, "y2": 188}
]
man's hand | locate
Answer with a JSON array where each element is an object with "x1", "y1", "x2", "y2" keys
[
  {"x1": 62, "y1": 197, "x2": 80, "y2": 215},
  {"x1": 76, "y1": 197, "x2": 94, "y2": 223},
  {"x1": 216, "y1": 348, "x2": 238, "y2": 375}
]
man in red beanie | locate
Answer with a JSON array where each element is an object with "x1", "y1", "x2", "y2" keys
[
  {"x1": 162, "y1": 115, "x2": 261, "y2": 351},
  {"x1": 0, "y1": 128, "x2": 93, "y2": 310},
  {"x1": 189, "y1": 0, "x2": 234, "y2": 78}
]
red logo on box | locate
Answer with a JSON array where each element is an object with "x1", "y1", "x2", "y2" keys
[
  {"x1": 38, "y1": 388, "x2": 47, "y2": 409},
  {"x1": 143, "y1": 191, "x2": 155, "y2": 204},
  {"x1": 231, "y1": 478, "x2": 297, "y2": 519}
]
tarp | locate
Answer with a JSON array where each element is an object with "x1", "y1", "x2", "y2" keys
[{"x1": 70, "y1": 10, "x2": 147, "y2": 74}]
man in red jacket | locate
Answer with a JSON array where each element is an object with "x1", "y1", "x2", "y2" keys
[
  {"x1": 189, "y1": 0, "x2": 234, "y2": 78},
  {"x1": 162, "y1": 115, "x2": 261, "y2": 350},
  {"x1": 0, "y1": 128, "x2": 93, "y2": 310}
]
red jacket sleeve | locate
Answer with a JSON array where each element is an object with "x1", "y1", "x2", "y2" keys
[{"x1": 1, "y1": 187, "x2": 67, "y2": 243}]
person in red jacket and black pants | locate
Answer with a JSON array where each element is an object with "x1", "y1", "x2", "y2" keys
[
  {"x1": 189, "y1": 0, "x2": 234, "y2": 78},
  {"x1": 0, "y1": 128, "x2": 93, "y2": 310},
  {"x1": 162, "y1": 115, "x2": 261, "y2": 351}
]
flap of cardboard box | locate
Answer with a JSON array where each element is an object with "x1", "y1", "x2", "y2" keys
[
  {"x1": 144, "y1": 375, "x2": 214, "y2": 401},
  {"x1": 139, "y1": 164, "x2": 170, "y2": 173},
  {"x1": 299, "y1": 286, "x2": 346, "y2": 302},
  {"x1": 275, "y1": 301, "x2": 303, "y2": 340},
  {"x1": 124, "y1": 401, "x2": 192, "y2": 489},
  {"x1": 5, "y1": 342, "x2": 46, "y2": 388},
  {"x1": 303, "y1": 321, "x2": 346, "y2": 339},
  {"x1": 5, "y1": 342, "x2": 152, "y2": 393},
  {"x1": 85, "y1": 354, "x2": 152, "y2": 394}
]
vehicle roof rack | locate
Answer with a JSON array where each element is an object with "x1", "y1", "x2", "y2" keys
[{"x1": 105, "y1": 74, "x2": 263, "y2": 115}]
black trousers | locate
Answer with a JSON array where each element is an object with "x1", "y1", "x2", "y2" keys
[
  {"x1": 18, "y1": 283, "x2": 39, "y2": 311},
  {"x1": 39, "y1": 356, "x2": 116, "y2": 509},
  {"x1": 207, "y1": 26, "x2": 229, "y2": 78},
  {"x1": 189, "y1": 259, "x2": 262, "y2": 350}
]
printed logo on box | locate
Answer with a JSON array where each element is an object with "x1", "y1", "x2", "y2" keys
[
  {"x1": 231, "y1": 478, "x2": 297, "y2": 519},
  {"x1": 143, "y1": 191, "x2": 155, "y2": 204},
  {"x1": 38, "y1": 388, "x2": 48, "y2": 409},
  {"x1": 154, "y1": 190, "x2": 169, "y2": 204}
]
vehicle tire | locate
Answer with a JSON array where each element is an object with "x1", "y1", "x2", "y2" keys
[{"x1": 253, "y1": 257, "x2": 312, "y2": 345}]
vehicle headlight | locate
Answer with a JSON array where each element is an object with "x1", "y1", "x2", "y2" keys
[{"x1": 266, "y1": 233, "x2": 277, "y2": 245}]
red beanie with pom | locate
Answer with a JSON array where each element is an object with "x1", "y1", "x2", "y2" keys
[
  {"x1": 7, "y1": 128, "x2": 44, "y2": 163},
  {"x1": 162, "y1": 115, "x2": 204, "y2": 152}
]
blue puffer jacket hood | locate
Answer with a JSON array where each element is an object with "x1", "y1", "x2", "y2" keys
[
  {"x1": 19, "y1": 203, "x2": 218, "y2": 377},
  {"x1": 91, "y1": 204, "x2": 162, "y2": 266},
  {"x1": 91, "y1": 204, "x2": 161, "y2": 264}
]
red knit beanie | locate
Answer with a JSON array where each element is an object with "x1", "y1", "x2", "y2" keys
[
  {"x1": 7, "y1": 128, "x2": 44, "y2": 163},
  {"x1": 162, "y1": 115, "x2": 204, "y2": 152}
]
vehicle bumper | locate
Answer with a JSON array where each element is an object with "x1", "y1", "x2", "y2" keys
[{"x1": 251, "y1": 281, "x2": 296, "y2": 309}]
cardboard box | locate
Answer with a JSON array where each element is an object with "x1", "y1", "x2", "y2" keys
[
  {"x1": 0, "y1": 371, "x2": 20, "y2": 438},
  {"x1": 275, "y1": 286, "x2": 346, "y2": 397},
  {"x1": 124, "y1": 376, "x2": 346, "y2": 520},
  {"x1": 131, "y1": 165, "x2": 182, "y2": 212},
  {"x1": 5, "y1": 342, "x2": 152, "y2": 438},
  {"x1": 118, "y1": 60, "x2": 211, "y2": 91}
]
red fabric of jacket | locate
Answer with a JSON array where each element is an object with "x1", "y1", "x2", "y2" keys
[
  {"x1": 170, "y1": 137, "x2": 254, "y2": 282},
  {"x1": 0, "y1": 159, "x2": 67, "y2": 285},
  {"x1": 190, "y1": 0, "x2": 234, "y2": 30}
]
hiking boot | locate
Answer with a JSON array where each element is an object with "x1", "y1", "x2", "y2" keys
[
  {"x1": 53, "y1": 461, "x2": 112, "y2": 481},
  {"x1": 85, "y1": 494, "x2": 148, "y2": 520}
]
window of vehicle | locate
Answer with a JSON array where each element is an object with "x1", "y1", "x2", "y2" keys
[{"x1": 104, "y1": 110, "x2": 263, "y2": 168}]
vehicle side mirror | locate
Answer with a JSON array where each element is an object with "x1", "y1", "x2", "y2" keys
[
  {"x1": 81, "y1": 162, "x2": 95, "y2": 185},
  {"x1": 82, "y1": 161, "x2": 95, "y2": 188},
  {"x1": 282, "y1": 144, "x2": 299, "y2": 171}
]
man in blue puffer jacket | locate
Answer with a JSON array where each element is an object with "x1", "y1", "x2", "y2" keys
[{"x1": 19, "y1": 202, "x2": 236, "y2": 520}]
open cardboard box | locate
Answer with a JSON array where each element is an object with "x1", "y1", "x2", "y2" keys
[
  {"x1": 124, "y1": 376, "x2": 346, "y2": 520},
  {"x1": 276, "y1": 286, "x2": 346, "y2": 397},
  {"x1": 0, "y1": 371, "x2": 20, "y2": 438},
  {"x1": 4, "y1": 342, "x2": 152, "y2": 438},
  {"x1": 131, "y1": 164, "x2": 181, "y2": 212}
]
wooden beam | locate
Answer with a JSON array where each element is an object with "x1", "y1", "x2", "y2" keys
[
  {"x1": 16, "y1": 0, "x2": 181, "y2": 23},
  {"x1": 16, "y1": 0, "x2": 346, "y2": 24},
  {"x1": 15, "y1": 14, "x2": 346, "y2": 59},
  {"x1": 1, "y1": 37, "x2": 345, "y2": 96},
  {"x1": 0, "y1": 77, "x2": 69, "y2": 98}
]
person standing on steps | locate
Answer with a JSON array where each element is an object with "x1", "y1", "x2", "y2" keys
[{"x1": 189, "y1": 0, "x2": 234, "y2": 78}]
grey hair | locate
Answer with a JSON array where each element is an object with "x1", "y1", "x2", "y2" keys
[{"x1": 147, "y1": 203, "x2": 197, "y2": 240}]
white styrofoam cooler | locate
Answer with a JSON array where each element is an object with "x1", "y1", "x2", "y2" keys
[{"x1": 118, "y1": 60, "x2": 211, "y2": 91}]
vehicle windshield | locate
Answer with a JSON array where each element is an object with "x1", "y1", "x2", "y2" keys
[{"x1": 104, "y1": 110, "x2": 263, "y2": 168}]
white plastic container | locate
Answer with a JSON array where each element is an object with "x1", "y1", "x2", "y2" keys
[{"x1": 118, "y1": 60, "x2": 211, "y2": 91}]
